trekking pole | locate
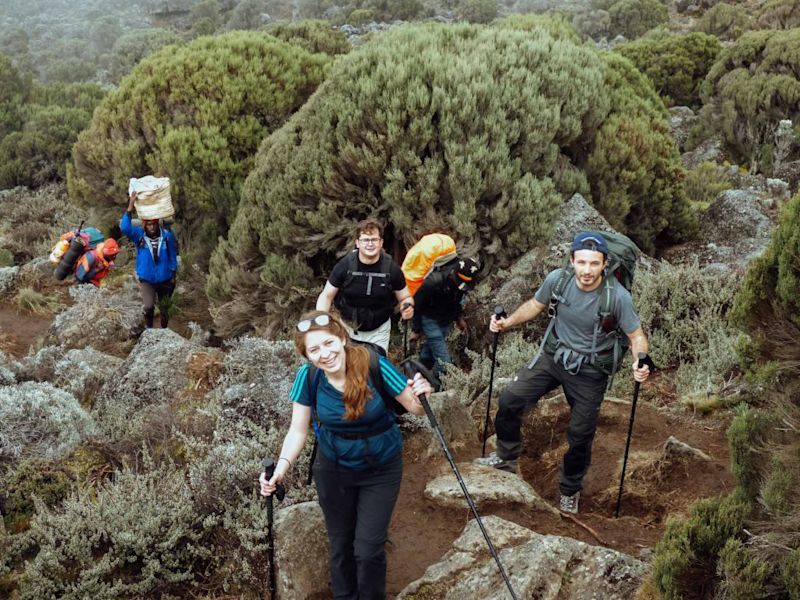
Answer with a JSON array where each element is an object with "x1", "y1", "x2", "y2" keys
[
  {"x1": 261, "y1": 458, "x2": 286, "y2": 600},
  {"x1": 481, "y1": 305, "x2": 506, "y2": 457},
  {"x1": 412, "y1": 374, "x2": 519, "y2": 600},
  {"x1": 401, "y1": 301, "x2": 412, "y2": 360},
  {"x1": 614, "y1": 352, "x2": 656, "y2": 518}
]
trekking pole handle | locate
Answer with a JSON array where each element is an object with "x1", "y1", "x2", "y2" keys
[
  {"x1": 261, "y1": 458, "x2": 286, "y2": 502},
  {"x1": 635, "y1": 352, "x2": 657, "y2": 372},
  {"x1": 494, "y1": 305, "x2": 506, "y2": 319},
  {"x1": 637, "y1": 352, "x2": 646, "y2": 369}
]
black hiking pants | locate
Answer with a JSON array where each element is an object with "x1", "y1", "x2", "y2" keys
[
  {"x1": 313, "y1": 451, "x2": 403, "y2": 600},
  {"x1": 494, "y1": 352, "x2": 608, "y2": 496}
]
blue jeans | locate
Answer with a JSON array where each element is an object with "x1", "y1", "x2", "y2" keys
[{"x1": 419, "y1": 316, "x2": 452, "y2": 378}]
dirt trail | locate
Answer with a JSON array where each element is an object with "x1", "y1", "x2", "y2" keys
[
  {"x1": 0, "y1": 303, "x2": 53, "y2": 358},
  {"x1": 386, "y1": 390, "x2": 734, "y2": 596}
]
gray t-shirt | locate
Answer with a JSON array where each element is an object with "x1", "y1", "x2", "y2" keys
[{"x1": 534, "y1": 268, "x2": 641, "y2": 355}]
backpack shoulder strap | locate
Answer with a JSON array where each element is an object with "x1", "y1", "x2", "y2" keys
[
  {"x1": 339, "y1": 250, "x2": 360, "y2": 290},
  {"x1": 366, "y1": 347, "x2": 395, "y2": 412}
]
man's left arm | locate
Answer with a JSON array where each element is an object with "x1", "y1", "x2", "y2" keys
[{"x1": 167, "y1": 232, "x2": 178, "y2": 279}]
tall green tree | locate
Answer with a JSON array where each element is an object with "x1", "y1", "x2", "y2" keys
[
  {"x1": 700, "y1": 29, "x2": 800, "y2": 172},
  {"x1": 208, "y1": 24, "x2": 692, "y2": 335},
  {"x1": 616, "y1": 32, "x2": 722, "y2": 108},
  {"x1": 67, "y1": 32, "x2": 331, "y2": 259}
]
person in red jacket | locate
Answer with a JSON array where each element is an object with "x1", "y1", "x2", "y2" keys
[{"x1": 73, "y1": 239, "x2": 120, "y2": 287}]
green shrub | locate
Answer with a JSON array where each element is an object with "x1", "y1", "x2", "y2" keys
[
  {"x1": 652, "y1": 491, "x2": 751, "y2": 599},
  {"x1": 19, "y1": 465, "x2": 209, "y2": 599},
  {"x1": 1, "y1": 459, "x2": 73, "y2": 532},
  {"x1": 608, "y1": 0, "x2": 669, "y2": 40},
  {"x1": 266, "y1": 19, "x2": 351, "y2": 55},
  {"x1": 347, "y1": 8, "x2": 376, "y2": 24},
  {"x1": 761, "y1": 457, "x2": 796, "y2": 517},
  {"x1": 699, "y1": 29, "x2": 800, "y2": 172},
  {"x1": 727, "y1": 404, "x2": 777, "y2": 501},
  {"x1": 105, "y1": 28, "x2": 183, "y2": 85},
  {"x1": 781, "y1": 549, "x2": 800, "y2": 597},
  {"x1": 0, "y1": 51, "x2": 29, "y2": 138},
  {"x1": 0, "y1": 382, "x2": 96, "y2": 463},
  {"x1": 634, "y1": 261, "x2": 739, "y2": 398},
  {"x1": 683, "y1": 161, "x2": 733, "y2": 209},
  {"x1": 615, "y1": 32, "x2": 722, "y2": 108},
  {"x1": 0, "y1": 248, "x2": 12, "y2": 267},
  {"x1": 209, "y1": 24, "x2": 695, "y2": 334},
  {"x1": 757, "y1": 0, "x2": 800, "y2": 30},
  {"x1": 67, "y1": 32, "x2": 331, "y2": 261},
  {"x1": 494, "y1": 13, "x2": 581, "y2": 42},
  {"x1": 695, "y1": 3, "x2": 752, "y2": 41},
  {"x1": 731, "y1": 192, "x2": 800, "y2": 328},
  {"x1": 718, "y1": 538, "x2": 774, "y2": 600},
  {"x1": 586, "y1": 53, "x2": 696, "y2": 254},
  {"x1": 456, "y1": 0, "x2": 499, "y2": 23},
  {"x1": 14, "y1": 288, "x2": 62, "y2": 315}
]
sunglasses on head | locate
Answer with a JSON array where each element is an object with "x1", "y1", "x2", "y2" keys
[{"x1": 296, "y1": 313, "x2": 331, "y2": 332}]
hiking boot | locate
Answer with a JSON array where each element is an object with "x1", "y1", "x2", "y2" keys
[
  {"x1": 143, "y1": 308, "x2": 155, "y2": 329},
  {"x1": 160, "y1": 313, "x2": 169, "y2": 328},
  {"x1": 559, "y1": 491, "x2": 580, "y2": 514},
  {"x1": 473, "y1": 452, "x2": 518, "y2": 474}
]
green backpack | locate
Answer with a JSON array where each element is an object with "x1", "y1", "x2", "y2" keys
[{"x1": 538, "y1": 231, "x2": 640, "y2": 388}]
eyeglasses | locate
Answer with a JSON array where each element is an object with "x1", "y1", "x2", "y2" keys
[
  {"x1": 358, "y1": 237, "x2": 381, "y2": 245},
  {"x1": 296, "y1": 314, "x2": 331, "y2": 332}
]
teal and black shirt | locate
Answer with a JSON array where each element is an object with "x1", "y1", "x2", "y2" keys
[{"x1": 290, "y1": 356, "x2": 408, "y2": 470}]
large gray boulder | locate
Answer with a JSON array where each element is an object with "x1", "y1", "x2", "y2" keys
[
  {"x1": 398, "y1": 516, "x2": 647, "y2": 600},
  {"x1": 47, "y1": 282, "x2": 143, "y2": 350},
  {"x1": 403, "y1": 389, "x2": 478, "y2": 458},
  {"x1": 96, "y1": 328, "x2": 198, "y2": 412},
  {"x1": 668, "y1": 106, "x2": 698, "y2": 152},
  {"x1": 217, "y1": 336, "x2": 298, "y2": 430},
  {"x1": 274, "y1": 501, "x2": 330, "y2": 599},
  {"x1": 681, "y1": 137, "x2": 725, "y2": 170},
  {"x1": 426, "y1": 463, "x2": 557, "y2": 514},
  {"x1": 662, "y1": 188, "x2": 775, "y2": 272}
]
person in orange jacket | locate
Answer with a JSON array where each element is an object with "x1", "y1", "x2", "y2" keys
[{"x1": 73, "y1": 238, "x2": 120, "y2": 287}]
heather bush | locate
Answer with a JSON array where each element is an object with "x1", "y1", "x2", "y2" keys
[
  {"x1": 732, "y1": 191, "x2": 800, "y2": 329},
  {"x1": 0, "y1": 51, "x2": 28, "y2": 138},
  {"x1": 683, "y1": 161, "x2": 733, "y2": 209},
  {"x1": 53, "y1": 347, "x2": 124, "y2": 405},
  {"x1": 67, "y1": 32, "x2": 331, "y2": 259},
  {"x1": 608, "y1": 0, "x2": 669, "y2": 40},
  {"x1": 586, "y1": 53, "x2": 696, "y2": 254},
  {"x1": 615, "y1": 32, "x2": 722, "y2": 108},
  {"x1": 456, "y1": 0, "x2": 498, "y2": 23},
  {"x1": 105, "y1": 28, "x2": 182, "y2": 85},
  {"x1": 495, "y1": 13, "x2": 581, "y2": 42},
  {"x1": 0, "y1": 382, "x2": 96, "y2": 463},
  {"x1": 265, "y1": 19, "x2": 351, "y2": 55},
  {"x1": 757, "y1": 0, "x2": 800, "y2": 29},
  {"x1": 1, "y1": 459, "x2": 73, "y2": 532},
  {"x1": 0, "y1": 83, "x2": 106, "y2": 189},
  {"x1": 651, "y1": 491, "x2": 751, "y2": 599},
  {"x1": 0, "y1": 184, "x2": 85, "y2": 263},
  {"x1": 209, "y1": 23, "x2": 692, "y2": 334},
  {"x1": 699, "y1": 29, "x2": 800, "y2": 172},
  {"x1": 19, "y1": 464, "x2": 211, "y2": 599},
  {"x1": 695, "y1": 3, "x2": 752, "y2": 41},
  {"x1": 634, "y1": 261, "x2": 738, "y2": 369}
]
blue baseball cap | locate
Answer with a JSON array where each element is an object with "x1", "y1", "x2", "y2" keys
[{"x1": 571, "y1": 231, "x2": 609, "y2": 256}]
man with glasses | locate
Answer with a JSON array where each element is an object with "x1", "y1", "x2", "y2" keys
[
  {"x1": 317, "y1": 218, "x2": 413, "y2": 354},
  {"x1": 476, "y1": 231, "x2": 650, "y2": 514}
]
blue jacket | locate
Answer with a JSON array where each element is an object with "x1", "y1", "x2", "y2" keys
[{"x1": 120, "y1": 211, "x2": 178, "y2": 284}]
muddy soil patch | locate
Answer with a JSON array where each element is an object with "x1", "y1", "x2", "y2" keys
[
  {"x1": 385, "y1": 395, "x2": 733, "y2": 595},
  {"x1": 0, "y1": 303, "x2": 53, "y2": 358}
]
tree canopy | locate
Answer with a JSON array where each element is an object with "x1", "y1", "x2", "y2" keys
[
  {"x1": 67, "y1": 31, "x2": 331, "y2": 257},
  {"x1": 207, "y1": 23, "x2": 693, "y2": 335}
]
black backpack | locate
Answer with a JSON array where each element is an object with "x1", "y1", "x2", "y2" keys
[
  {"x1": 537, "y1": 231, "x2": 640, "y2": 387},
  {"x1": 334, "y1": 250, "x2": 395, "y2": 331}
]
